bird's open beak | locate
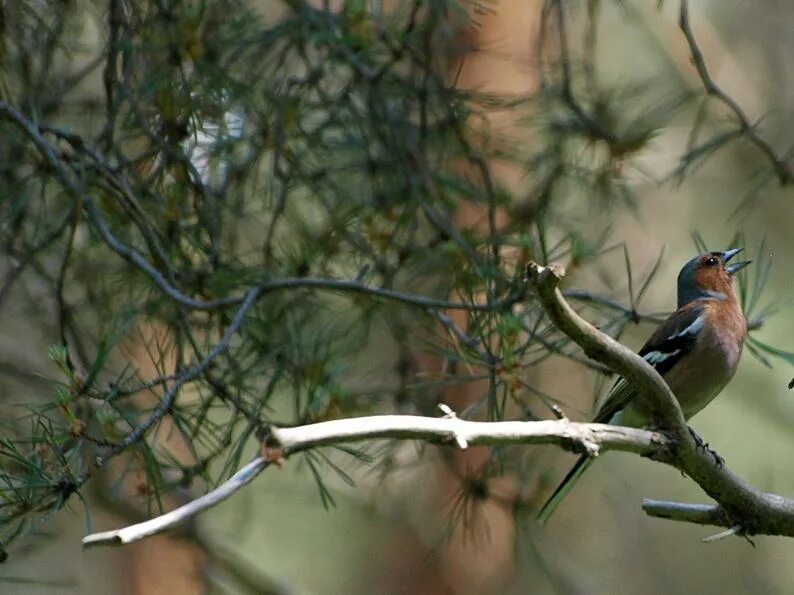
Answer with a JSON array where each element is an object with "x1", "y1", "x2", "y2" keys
[{"x1": 723, "y1": 248, "x2": 752, "y2": 275}]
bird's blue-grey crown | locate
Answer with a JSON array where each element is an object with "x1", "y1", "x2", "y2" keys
[{"x1": 676, "y1": 248, "x2": 749, "y2": 308}]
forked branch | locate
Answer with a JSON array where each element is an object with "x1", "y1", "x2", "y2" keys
[{"x1": 82, "y1": 263, "x2": 794, "y2": 548}]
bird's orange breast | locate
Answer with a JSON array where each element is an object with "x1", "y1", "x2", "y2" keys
[{"x1": 663, "y1": 303, "x2": 746, "y2": 419}]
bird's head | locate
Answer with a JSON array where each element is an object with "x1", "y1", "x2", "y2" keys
[{"x1": 677, "y1": 248, "x2": 751, "y2": 308}]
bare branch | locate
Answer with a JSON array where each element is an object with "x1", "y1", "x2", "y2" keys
[
  {"x1": 266, "y1": 415, "x2": 664, "y2": 456},
  {"x1": 526, "y1": 262, "x2": 687, "y2": 427},
  {"x1": 82, "y1": 457, "x2": 270, "y2": 547},
  {"x1": 527, "y1": 261, "x2": 794, "y2": 538},
  {"x1": 642, "y1": 500, "x2": 754, "y2": 544},
  {"x1": 254, "y1": 277, "x2": 522, "y2": 312},
  {"x1": 642, "y1": 499, "x2": 728, "y2": 527},
  {"x1": 678, "y1": 0, "x2": 792, "y2": 185},
  {"x1": 82, "y1": 415, "x2": 669, "y2": 546}
]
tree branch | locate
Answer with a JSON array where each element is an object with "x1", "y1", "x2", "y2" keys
[
  {"x1": 254, "y1": 277, "x2": 522, "y2": 312},
  {"x1": 642, "y1": 499, "x2": 728, "y2": 527},
  {"x1": 82, "y1": 262, "x2": 794, "y2": 547},
  {"x1": 82, "y1": 457, "x2": 270, "y2": 547},
  {"x1": 82, "y1": 414, "x2": 669, "y2": 547},
  {"x1": 104, "y1": 286, "x2": 262, "y2": 457},
  {"x1": 678, "y1": 0, "x2": 792, "y2": 185},
  {"x1": 526, "y1": 262, "x2": 794, "y2": 538},
  {"x1": 266, "y1": 414, "x2": 663, "y2": 455},
  {"x1": 526, "y1": 263, "x2": 687, "y2": 429},
  {"x1": 0, "y1": 102, "x2": 520, "y2": 315}
]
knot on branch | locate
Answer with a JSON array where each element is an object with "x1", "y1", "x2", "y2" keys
[
  {"x1": 438, "y1": 403, "x2": 468, "y2": 449},
  {"x1": 261, "y1": 425, "x2": 286, "y2": 466},
  {"x1": 643, "y1": 431, "x2": 677, "y2": 463},
  {"x1": 560, "y1": 422, "x2": 600, "y2": 457}
]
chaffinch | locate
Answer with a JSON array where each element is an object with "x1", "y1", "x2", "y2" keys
[{"x1": 537, "y1": 248, "x2": 751, "y2": 524}]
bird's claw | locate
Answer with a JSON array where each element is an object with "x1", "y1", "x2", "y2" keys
[
  {"x1": 688, "y1": 426, "x2": 705, "y2": 448},
  {"x1": 688, "y1": 427, "x2": 725, "y2": 468},
  {"x1": 704, "y1": 446, "x2": 725, "y2": 468}
]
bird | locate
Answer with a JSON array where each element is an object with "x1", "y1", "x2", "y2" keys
[{"x1": 537, "y1": 248, "x2": 751, "y2": 524}]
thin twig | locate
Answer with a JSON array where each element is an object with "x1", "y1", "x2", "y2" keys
[
  {"x1": 267, "y1": 415, "x2": 663, "y2": 455},
  {"x1": 553, "y1": 0, "x2": 617, "y2": 144},
  {"x1": 678, "y1": 0, "x2": 792, "y2": 185},
  {"x1": 0, "y1": 103, "x2": 525, "y2": 316},
  {"x1": 0, "y1": 101, "x2": 234, "y2": 311},
  {"x1": 702, "y1": 524, "x2": 742, "y2": 543},
  {"x1": 641, "y1": 499, "x2": 726, "y2": 525},
  {"x1": 103, "y1": 287, "x2": 261, "y2": 458},
  {"x1": 83, "y1": 457, "x2": 270, "y2": 547},
  {"x1": 562, "y1": 289, "x2": 667, "y2": 324}
]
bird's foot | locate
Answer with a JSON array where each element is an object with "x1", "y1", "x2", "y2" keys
[{"x1": 687, "y1": 426, "x2": 725, "y2": 468}]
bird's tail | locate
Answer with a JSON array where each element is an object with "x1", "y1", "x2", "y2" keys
[{"x1": 537, "y1": 454, "x2": 594, "y2": 525}]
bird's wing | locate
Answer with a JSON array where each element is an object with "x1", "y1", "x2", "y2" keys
[
  {"x1": 594, "y1": 303, "x2": 706, "y2": 423},
  {"x1": 637, "y1": 302, "x2": 706, "y2": 375}
]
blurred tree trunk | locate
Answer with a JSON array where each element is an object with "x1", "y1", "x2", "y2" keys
[{"x1": 378, "y1": 2, "x2": 546, "y2": 593}]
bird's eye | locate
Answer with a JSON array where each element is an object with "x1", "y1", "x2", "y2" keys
[{"x1": 705, "y1": 256, "x2": 719, "y2": 266}]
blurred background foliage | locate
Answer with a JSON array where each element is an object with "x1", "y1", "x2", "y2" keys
[{"x1": 0, "y1": 0, "x2": 793, "y2": 593}]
